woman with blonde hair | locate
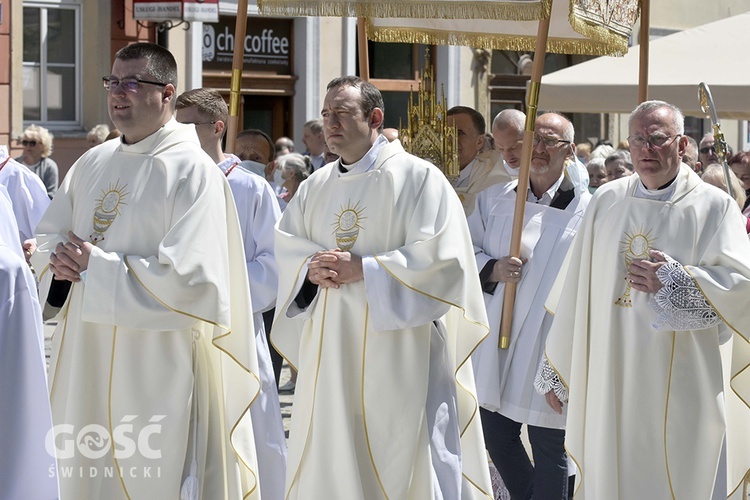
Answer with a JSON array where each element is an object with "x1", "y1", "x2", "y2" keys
[
  {"x1": 701, "y1": 163, "x2": 749, "y2": 234},
  {"x1": 15, "y1": 124, "x2": 58, "y2": 198}
]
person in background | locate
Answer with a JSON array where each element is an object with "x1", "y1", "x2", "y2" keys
[
  {"x1": 105, "y1": 128, "x2": 121, "y2": 141},
  {"x1": 234, "y1": 129, "x2": 275, "y2": 177},
  {"x1": 586, "y1": 157, "x2": 608, "y2": 192},
  {"x1": 302, "y1": 119, "x2": 326, "y2": 171},
  {"x1": 605, "y1": 150, "x2": 634, "y2": 180},
  {"x1": 576, "y1": 142, "x2": 591, "y2": 165},
  {"x1": 698, "y1": 133, "x2": 720, "y2": 168},
  {"x1": 682, "y1": 135, "x2": 700, "y2": 173},
  {"x1": 16, "y1": 125, "x2": 58, "y2": 199},
  {"x1": 275, "y1": 136, "x2": 295, "y2": 156},
  {"x1": 276, "y1": 152, "x2": 311, "y2": 213},
  {"x1": 701, "y1": 163, "x2": 747, "y2": 212},
  {"x1": 729, "y1": 151, "x2": 750, "y2": 215},
  {"x1": 86, "y1": 124, "x2": 111, "y2": 147}
]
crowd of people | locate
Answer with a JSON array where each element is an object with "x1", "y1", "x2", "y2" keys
[{"x1": 1, "y1": 42, "x2": 749, "y2": 500}]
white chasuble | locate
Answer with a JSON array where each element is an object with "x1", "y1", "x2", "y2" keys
[
  {"x1": 454, "y1": 150, "x2": 513, "y2": 216},
  {"x1": 273, "y1": 140, "x2": 493, "y2": 499},
  {"x1": 468, "y1": 181, "x2": 589, "y2": 429},
  {"x1": 544, "y1": 166, "x2": 750, "y2": 499},
  {"x1": 32, "y1": 120, "x2": 262, "y2": 499},
  {"x1": 0, "y1": 149, "x2": 50, "y2": 244}
]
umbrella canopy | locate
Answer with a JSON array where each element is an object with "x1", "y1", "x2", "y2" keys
[{"x1": 537, "y1": 10, "x2": 750, "y2": 118}]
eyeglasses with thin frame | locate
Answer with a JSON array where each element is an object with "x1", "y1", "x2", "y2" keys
[
  {"x1": 628, "y1": 133, "x2": 681, "y2": 150},
  {"x1": 102, "y1": 76, "x2": 168, "y2": 92},
  {"x1": 21, "y1": 140, "x2": 38, "y2": 147},
  {"x1": 699, "y1": 145, "x2": 716, "y2": 155},
  {"x1": 533, "y1": 135, "x2": 571, "y2": 148}
]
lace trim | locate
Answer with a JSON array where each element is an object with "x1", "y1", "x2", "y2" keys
[
  {"x1": 648, "y1": 257, "x2": 721, "y2": 331},
  {"x1": 533, "y1": 357, "x2": 568, "y2": 403}
]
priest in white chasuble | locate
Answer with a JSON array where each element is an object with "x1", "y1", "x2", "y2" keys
[
  {"x1": 31, "y1": 43, "x2": 261, "y2": 499},
  {"x1": 542, "y1": 100, "x2": 750, "y2": 499},
  {"x1": 468, "y1": 113, "x2": 590, "y2": 499},
  {"x1": 273, "y1": 76, "x2": 493, "y2": 499}
]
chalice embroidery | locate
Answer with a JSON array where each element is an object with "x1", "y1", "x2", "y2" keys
[
  {"x1": 90, "y1": 181, "x2": 129, "y2": 245},
  {"x1": 615, "y1": 226, "x2": 655, "y2": 307},
  {"x1": 332, "y1": 200, "x2": 366, "y2": 251}
]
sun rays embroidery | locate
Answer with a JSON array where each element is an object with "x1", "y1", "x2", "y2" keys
[
  {"x1": 332, "y1": 200, "x2": 366, "y2": 251},
  {"x1": 90, "y1": 181, "x2": 129, "y2": 244},
  {"x1": 615, "y1": 225, "x2": 656, "y2": 307}
]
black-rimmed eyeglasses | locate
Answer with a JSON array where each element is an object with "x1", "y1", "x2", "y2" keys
[{"x1": 102, "y1": 76, "x2": 168, "y2": 92}]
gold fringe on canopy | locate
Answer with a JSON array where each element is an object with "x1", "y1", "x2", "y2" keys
[
  {"x1": 257, "y1": 0, "x2": 544, "y2": 21},
  {"x1": 367, "y1": 23, "x2": 628, "y2": 56}
]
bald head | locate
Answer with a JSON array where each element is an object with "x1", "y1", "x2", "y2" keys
[{"x1": 492, "y1": 109, "x2": 526, "y2": 170}]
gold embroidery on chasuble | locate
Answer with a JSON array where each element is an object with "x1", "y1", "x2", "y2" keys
[
  {"x1": 90, "y1": 181, "x2": 129, "y2": 244},
  {"x1": 615, "y1": 225, "x2": 656, "y2": 308},
  {"x1": 332, "y1": 200, "x2": 366, "y2": 251}
]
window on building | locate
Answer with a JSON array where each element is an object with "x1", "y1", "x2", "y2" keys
[
  {"x1": 359, "y1": 41, "x2": 434, "y2": 129},
  {"x1": 22, "y1": 2, "x2": 81, "y2": 126}
]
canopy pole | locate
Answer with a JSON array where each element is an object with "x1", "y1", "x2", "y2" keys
[
  {"x1": 226, "y1": 0, "x2": 249, "y2": 153},
  {"x1": 498, "y1": 4, "x2": 552, "y2": 349},
  {"x1": 638, "y1": 0, "x2": 650, "y2": 103},
  {"x1": 357, "y1": 18, "x2": 370, "y2": 80}
]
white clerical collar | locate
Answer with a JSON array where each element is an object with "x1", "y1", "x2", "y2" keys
[
  {"x1": 634, "y1": 176, "x2": 677, "y2": 201},
  {"x1": 217, "y1": 153, "x2": 240, "y2": 174},
  {"x1": 455, "y1": 158, "x2": 476, "y2": 188},
  {"x1": 527, "y1": 173, "x2": 565, "y2": 206},
  {"x1": 338, "y1": 135, "x2": 388, "y2": 175}
]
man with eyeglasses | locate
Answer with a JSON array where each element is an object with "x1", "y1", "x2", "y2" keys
[
  {"x1": 469, "y1": 112, "x2": 590, "y2": 500},
  {"x1": 541, "y1": 100, "x2": 750, "y2": 498},
  {"x1": 698, "y1": 132, "x2": 720, "y2": 168},
  {"x1": 175, "y1": 87, "x2": 286, "y2": 500},
  {"x1": 32, "y1": 43, "x2": 263, "y2": 499},
  {"x1": 492, "y1": 108, "x2": 590, "y2": 196}
]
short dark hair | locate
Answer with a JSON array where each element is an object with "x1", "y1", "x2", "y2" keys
[
  {"x1": 115, "y1": 43, "x2": 178, "y2": 90},
  {"x1": 236, "y1": 129, "x2": 275, "y2": 163},
  {"x1": 447, "y1": 106, "x2": 486, "y2": 135},
  {"x1": 326, "y1": 76, "x2": 385, "y2": 131}
]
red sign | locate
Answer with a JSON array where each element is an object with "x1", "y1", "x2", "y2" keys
[{"x1": 133, "y1": 0, "x2": 218, "y2": 23}]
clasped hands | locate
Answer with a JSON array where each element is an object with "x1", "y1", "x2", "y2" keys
[
  {"x1": 49, "y1": 231, "x2": 92, "y2": 282},
  {"x1": 307, "y1": 248, "x2": 364, "y2": 289}
]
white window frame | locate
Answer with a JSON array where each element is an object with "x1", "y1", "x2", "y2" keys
[{"x1": 22, "y1": 0, "x2": 82, "y2": 129}]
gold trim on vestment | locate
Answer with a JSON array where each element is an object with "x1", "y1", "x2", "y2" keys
[
  {"x1": 359, "y1": 305, "x2": 390, "y2": 498},
  {"x1": 663, "y1": 332, "x2": 677, "y2": 499},
  {"x1": 107, "y1": 326, "x2": 132, "y2": 499},
  {"x1": 372, "y1": 255, "x2": 491, "y2": 497},
  {"x1": 123, "y1": 257, "x2": 260, "y2": 499},
  {"x1": 366, "y1": 26, "x2": 626, "y2": 57},
  {"x1": 258, "y1": 0, "x2": 542, "y2": 21},
  {"x1": 285, "y1": 288, "x2": 330, "y2": 500}
]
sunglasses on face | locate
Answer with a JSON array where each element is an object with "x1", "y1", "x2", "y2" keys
[
  {"x1": 699, "y1": 146, "x2": 716, "y2": 154},
  {"x1": 21, "y1": 140, "x2": 38, "y2": 147}
]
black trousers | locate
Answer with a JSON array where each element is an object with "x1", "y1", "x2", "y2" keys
[{"x1": 480, "y1": 408, "x2": 568, "y2": 500}]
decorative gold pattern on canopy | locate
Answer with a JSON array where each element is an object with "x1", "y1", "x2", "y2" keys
[{"x1": 398, "y1": 50, "x2": 460, "y2": 183}]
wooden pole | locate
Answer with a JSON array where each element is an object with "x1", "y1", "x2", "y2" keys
[
  {"x1": 638, "y1": 0, "x2": 650, "y2": 103},
  {"x1": 498, "y1": 9, "x2": 552, "y2": 349},
  {"x1": 226, "y1": 0, "x2": 249, "y2": 153},
  {"x1": 357, "y1": 18, "x2": 370, "y2": 80}
]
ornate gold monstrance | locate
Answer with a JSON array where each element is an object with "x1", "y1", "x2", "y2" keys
[{"x1": 399, "y1": 50, "x2": 460, "y2": 184}]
